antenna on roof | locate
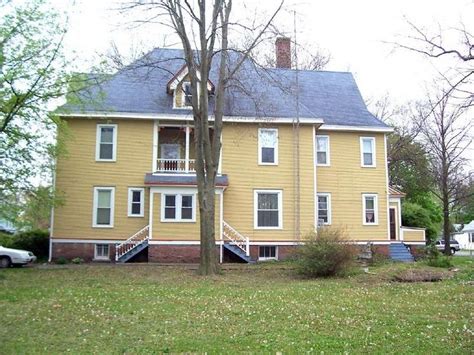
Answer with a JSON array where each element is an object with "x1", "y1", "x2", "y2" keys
[{"x1": 292, "y1": 9, "x2": 301, "y2": 242}]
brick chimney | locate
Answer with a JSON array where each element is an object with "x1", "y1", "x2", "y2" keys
[{"x1": 275, "y1": 37, "x2": 291, "y2": 69}]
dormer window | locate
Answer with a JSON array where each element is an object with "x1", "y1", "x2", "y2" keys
[
  {"x1": 182, "y1": 82, "x2": 193, "y2": 107},
  {"x1": 167, "y1": 64, "x2": 215, "y2": 110}
]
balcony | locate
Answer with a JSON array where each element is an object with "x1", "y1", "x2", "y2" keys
[
  {"x1": 153, "y1": 125, "x2": 217, "y2": 174},
  {"x1": 156, "y1": 158, "x2": 196, "y2": 173}
]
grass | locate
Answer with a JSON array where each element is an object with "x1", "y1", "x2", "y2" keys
[{"x1": 0, "y1": 258, "x2": 473, "y2": 354}]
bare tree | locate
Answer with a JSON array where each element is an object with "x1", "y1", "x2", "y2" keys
[
  {"x1": 120, "y1": 0, "x2": 283, "y2": 275},
  {"x1": 397, "y1": 20, "x2": 473, "y2": 109},
  {"x1": 418, "y1": 89, "x2": 472, "y2": 255}
]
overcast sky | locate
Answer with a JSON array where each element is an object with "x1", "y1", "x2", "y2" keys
[{"x1": 58, "y1": 0, "x2": 473, "y2": 105}]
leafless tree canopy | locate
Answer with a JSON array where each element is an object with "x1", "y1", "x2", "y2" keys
[
  {"x1": 417, "y1": 89, "x2": 472, "y2": 254},
  {"x1": 397, "y1": 20, "x2": 474, "y2": 109}
]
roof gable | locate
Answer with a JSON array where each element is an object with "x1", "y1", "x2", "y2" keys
[{"x1": 166, "y1": 64, "x2": 215, "y2": 94}]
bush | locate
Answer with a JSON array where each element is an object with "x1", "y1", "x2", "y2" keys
[
  {"x1": 424, "y1": 243, "x2": 453, "y2": 268},
  {"x1": 8, "y1": 230, "x2": 49, "y2": 259},
  {"x1": 0, "y1": 232, "x2": 14, "y2": 248},
  {"x1": 56, "y1": 257, "x2": 68, "y2": 265},
  {"x1": 71, "y1": 257, "x2": 84, "y2": 264},
  {"x1": 402, "y1": 201, "x2": 440, "y2": 243},
  {"x1": 295, "y1": 228, "x2": 356, "y2": 277}
]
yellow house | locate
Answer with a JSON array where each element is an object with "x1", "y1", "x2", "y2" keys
[{"x1": 51, "y1": 40, "x2": 425, "y2": 263}]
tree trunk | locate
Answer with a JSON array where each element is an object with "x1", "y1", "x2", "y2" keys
[
  {"x1": 442, "y1": 188, "x2": 451, "y2": 256},
  {"x1": 197, "y1": 182, "x2": 219, "y2": 275}
]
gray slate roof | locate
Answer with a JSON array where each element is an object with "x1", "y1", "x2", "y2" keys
[{"x1": 64, "y1": 48, "x2": 388, "y2": 128}]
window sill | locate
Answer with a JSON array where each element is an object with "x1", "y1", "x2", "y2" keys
[
  {"x1": 128, "y1": 215, "x2": 144, "y2": 218},
  {"x1": 254, "y1": 226, "x2": 283, "y2": 230},
  {"x1": 363, "y1": 223, "x2": 379, "y2": 226},
  {"x1": 95, "y1": 159, "x2": 116, "y2": 163},
  {"x1": 361, "y1": 165, "x2": 376, "y2": 168},
  {"x1": 92, "y1": 225, "x2": 114, "y2": 228},
  {"x1": 160, "y1": 219, "x2": 196, "y2": 223},
  {"x1": 258, "y1": 257, "x2": 278, "y2": 261},
  {"x1": 93, "y1": 257, "x2": 110, "y2": 261},
  {"x1": 258, "y1": 163, "x2": 278, "y2": 166}
]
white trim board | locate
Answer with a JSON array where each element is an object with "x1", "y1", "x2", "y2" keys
[
  {"x1": 59, "y1": 112, "x2": 324, "y2": 125},
  {"x1": 52, "y1": 239, "x2": 124, "y2": 244}
]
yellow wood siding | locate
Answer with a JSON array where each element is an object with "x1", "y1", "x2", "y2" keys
[
  {"x1": 221, "y1": 123, "x2": 315, "y2": 241},
  {"x1": 151, "y1": 192, "x2": 221, "y2": 240},
  {"x1": 402, "y1": 228, "x2": 426, "y2": 242},
  {"x1": 54, "y1": 117, "x2": 390, "y2": 244},
  {"x1": 54, "y1": 119, "x2": 153, "y2": 240},
  {"x1": 316, "y1": 131, "x2": 389, "y2": 241}
]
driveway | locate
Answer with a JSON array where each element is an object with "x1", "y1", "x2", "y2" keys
[{"x1": 456, "y1": 250, "x2": 474, "y2": 257}]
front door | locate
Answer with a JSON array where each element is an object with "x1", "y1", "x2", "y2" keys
[{"x1": 389, "y1": 208, "x2": 397, "y2": 240}]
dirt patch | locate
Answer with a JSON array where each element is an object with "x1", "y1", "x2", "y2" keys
[{"x1": 392, "y1": 269, "x2": 452, "y2": 282}]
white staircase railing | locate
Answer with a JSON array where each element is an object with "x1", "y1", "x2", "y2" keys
[
  {"x1": 115, "y1": 225, "x2": 150, "y2": 261},
  {"x1": 223, "y1": 221, "x2": 250, "y2": 257}
]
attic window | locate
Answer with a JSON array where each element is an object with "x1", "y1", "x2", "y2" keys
[{"x1": 182, "y1": 82, "x2": 192, "y2": 107}]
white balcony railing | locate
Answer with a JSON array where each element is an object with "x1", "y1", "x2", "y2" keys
[{"x1": 156, "y1": 159, "x2": 196, "y2": 173}]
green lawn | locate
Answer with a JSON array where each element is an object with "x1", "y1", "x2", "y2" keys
[{"x1": 1, "y1": 259, "x2": 473, "y2": 354}]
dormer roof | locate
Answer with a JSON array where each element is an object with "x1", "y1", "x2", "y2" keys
[{"x1": 166, "y1": 64, "x2": 215, "y2": 94}]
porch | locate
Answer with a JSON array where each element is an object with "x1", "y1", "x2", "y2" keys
[{"x1": 154, "y1": 125, "x2": 215, "y2": 174}]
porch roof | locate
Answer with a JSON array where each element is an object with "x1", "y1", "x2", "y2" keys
[{"x1": 145, "y1": 173, "x2": 229, "y2": 187}]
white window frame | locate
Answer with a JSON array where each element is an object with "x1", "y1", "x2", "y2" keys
[
  {"x1": 182, "y1": 82, "x2": 193, "y2": 108},
  {"x1": 173, "y1": 82, "x2": 200, "y2": 109},
  {"x1": 362, "y1": 193, "x2": 378, "y2": 225},
  {"x1": 258, "y1": 245, "x2": 278, "y2": 261},
  {"x1": 317, "y1": 193, "x2": 332, "y2": 225},
  {"x1": 360, "y1": 137, "x2": 376, "y2": 167},
  {"x1": 94, "y1": 244, "x2": 110, "y2": 260},
  {"x1": 254, "y1": 189, "x2": 283, "y2": 230},
  {"x1": 258, "y1": 128, "x2": 279, "y2": 165},
  {"x1": 128, "y1": 188, "x2": 145, "y2": 217},
  {"x1": 315, "y1": 135, "x2": 330, "y2": 166},
  {"x1": 96, "y1": 124, "x2": 118, "y2": 162},
  {"x1": 92, "y1": 187, "x2": 115, "y2": 228},
  {"x1": 161, "y1": 193, "x2": 196, "y2": 222}
]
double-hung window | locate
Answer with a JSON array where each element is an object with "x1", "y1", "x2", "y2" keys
[
  {"x1": 360, "y1": 137, "x2": 375, "y2": 167},
  {"x1": 317, "y1": 193, "x2": 331, "y2": 225},
  {"x1": 96, "y1": 124, "x2": 117, "y2": 161},
  {"x1": 254, "y1": 190, "x2": 282, "y2": 229},
  {"x1": 128, "y1": 188, "x2": 144, "y2": 217},
  {"x1": 316, "y1": 135, "x2": 330, "y2": 165},
  {"x1": 362, "y1": 194, "x2": 378, "y2": 225},
  {"x1": 259, "y1": 246, "x2": 278, "y2": 260},
  {"x1": 258, "y1": 128, "x2": 278, "y2": 165},
  {"x1": 93, "y1": 187, "x2": 115, "y2": 228},
  {"x1": 94, "y1": 244, "x2": 110, "y2": 260},
  {"x1": 182, "y1": 82, "x2": 193, "y2": 107},
  {"x1": 162, "y1": 194, "x2": 196, "y2": 222}
]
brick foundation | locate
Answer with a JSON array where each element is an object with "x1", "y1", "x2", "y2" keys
[
  {"x1": 249, "y1": 245, "x2": 297, "y2": 261},
  {"x1": 52, "y1": 240, "x2": 421, "y2": 263},
  {"x1": 148, "y1": 245, "x2": 202, "y2": 263},
  {"x1": 52, "y1": 242, "x2": 116, "y2": 262},
  {"x1": 372, "y1": 245, "x2": 390, "y2": 257}
]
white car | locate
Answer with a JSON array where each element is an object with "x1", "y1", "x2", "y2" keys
[{"x1": 0, "y1": 245, "x2": 37, "y2": 268}]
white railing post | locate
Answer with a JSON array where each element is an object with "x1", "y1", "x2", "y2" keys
[{"x1": 246, "y1": 239, "x2": 250, "y2": 256}]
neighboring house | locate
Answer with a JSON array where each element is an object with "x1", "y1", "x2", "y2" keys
[
  {"x1": 51, "y1": 38, "x2": 425, "y2": 263},
  {"x1": 454, "y1": 220, "x2": 474, "y2": 250}
]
